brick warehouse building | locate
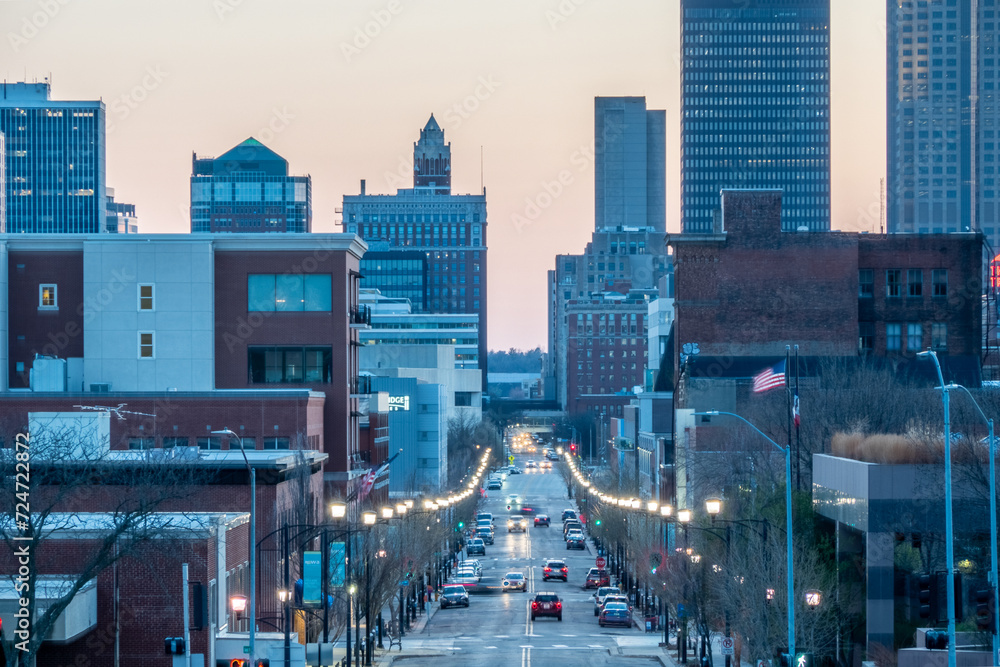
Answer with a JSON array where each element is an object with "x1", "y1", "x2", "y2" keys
[{"x1": 670, "y1": 189, "x2": 983, "y2": 379}]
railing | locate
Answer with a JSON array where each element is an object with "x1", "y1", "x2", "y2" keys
[
  {"x1": 351, "y1": 375, "x2": 373, "y2": 395},
  {"x1": 351, "y1": 305, "x2": 372, "y2": 326}
]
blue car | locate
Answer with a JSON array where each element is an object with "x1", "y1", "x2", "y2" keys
[{"x1": 598, "y1": 602, "x2": 632, "y2": 628}]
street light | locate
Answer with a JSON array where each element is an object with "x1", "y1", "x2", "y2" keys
[
  {"x1": 916, "y1": 350, "x2": 957, "y2": 667},
  {"x1": 230, "y1": 595, "x2": 248, "y2": 617},
  {"x1": 694, "y1": 410, "x2": 796, "y2": 659},
  {"x1": 677, "y1": 509, "x2": 692, "y2": 524},
  {"x1": 705, "y1": 498, "x2": 722, "y2": 519},
  {"x1": 213, "y1": 428, "x2": 254, "y2": 666}
]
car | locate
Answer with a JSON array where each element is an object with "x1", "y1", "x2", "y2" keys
[
  {"x1": 453, "y1": 573, "x2": 479, "y2": 588},
  {"x1": 440, "y1": 584, "x2": 470, "y2": 609},
  {"x1": 602, "y1": 594, "x2": 631, "y2": 614},
  {"x1": 566, "y1": 535, "x2": 586, "y2": 550},
  {"x1": 530, "y1": 592, "x2": 563, "y2": 621},
  {"x1": 542, "y1": 559, "x2": 568, "y2": 582},
  {"x1": 476, "y1": 518, "x2": 493, "y2": 531},
  {"x1": 525, "y1": 460, "x2": 537, "y2": 468},
  {"x1": 534, "y1": 515, "x2": 551, "y2": 527},
  {"x1": 507, "y1": 494, "x2": 521, "y2": 505},
  {"x1": 467, "y1": 538, "x2": 486, "y2": 556},
  {"x1": 502, "y1": 571, "x2": 527, "y2": 592},
  {"x1": 561, "y1": 509, "x2": 578, "y2": 522},
  {"x1": 563, "y1": 521, "x2": 583, "y2": 538},
  {"x1": 487, "y1": 479, "x2": 502, "y2": 490},
  {"x1": 507, "y1": 515, "x2": 527, "y2": 533},
  {"x1": 476, "y1": 512, "x2": 494, "y2": 526},
  {"x1": 547, "y1": 451, "x2": 560, "y2": 461},
  {"x1": 508, "y1": 467, "x2": 522, "y2": 474},
  {"x1": 565, "y1": 527, "x2": 584, "y2": 539},
  {"x1": 540, "y1": 461, "x2": 552, "y2": 469},
  {"x1": 475, "y1": 527, "x2": 494, "y2": 545},
  {"x1": 464, "y1": 559, "x2": 483, "y2": 577},
  {"x1": 593, "y1": 586, "x2": 621, "y2": 616},
  {"x1": 585, "y1": 568, "x2": 611, "y2": 589},
  {"x1": 456, "y1": 567, "x2": 480, "y2": 582},
  {"x1": 598, "y1": 602, "x2": 632, "y2": 627}
]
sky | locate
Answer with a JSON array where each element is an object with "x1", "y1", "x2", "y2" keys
[{"x1": 1, "y1": 0, "x2": 886, "y2": 353}]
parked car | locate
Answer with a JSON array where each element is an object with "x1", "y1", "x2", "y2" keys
[
  {"x1": 530, "y1": 592, "x2": 562, "y2": 621},
  {"x1": 508, "y1": 515, "x2": 527, "y2": 533},
  {"x1": 476, "y1": 512, "x2": 494, "y2": 526},
  {"x1": 464, "y1": 559, "x2": 483, "y2": 578},
  {"x1": 593, "y1": 586, "x2": 621, "y2": 616},
  {"x1": 563, "y1": 521, "x2": 583, "y2": 538},
  {"x1": 585, "y1": 568, "x2": 611, "y2": 589},
  {"x1": 561, "y1": 509, "x2": 577, "y2": 522},
  {"x1": 533, "y1": 515, "x2": 551, "y2": 527},
  {"x1": 467, "y1": 538, "x2": 486, "y2": 556},
  {"x1": 598, "y1": 601, "x2": 631, "y2": 627},
  {"x1": 566, "y1": 534, "x2": 586, "y2": 550},
  {"x1": 502, "y1": 571, "x2": 527, "y2": 592},
  {"x1": 542, "y1": 559, "x2": 568, "y2": 582},
  {"x1": 487, "y1": 478, "x2": 502, "y2": 490},
  {"x1": 602, "y1": 594, "x2": 631, "y2": 614},
  {"x1": 440, "y1": 584, "x2": 470, "y2": 609}
]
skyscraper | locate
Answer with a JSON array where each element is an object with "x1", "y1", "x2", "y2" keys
[
  {"x1": 680, "y1": 0, "x2": 831, "y2": 233},
  {"x1": 595, "y1": 97, "x2": 666, "y2": 232},
  {"x1": 343, "y1": 115, "x2": 488, "y2": 382},
  {"x1": 190, "y1": 138, "x2": 311, "y2": 233},
  {"x1": 0, "y1": 82, "x2": 106, "y2": 233},
  {"x1": 886, "y1": 0, "x2": 996, "y2": 241}
]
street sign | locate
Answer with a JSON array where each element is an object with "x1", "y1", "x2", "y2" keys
[
  {"x1": 595, "y1": 556, "x2": 606, "y2": 568},
  {"x1": 243, "y1": 646, "x2": 250, "y2": 654},
  {"x1": 722, "y1": 637, "x2": 734, "y2": 656},
  {"x1": 508, "y1": 455, "x2": 514, "y2": 463},
  {"x1": 399, "y1": 580, "x2": 410, "y2": 587}
]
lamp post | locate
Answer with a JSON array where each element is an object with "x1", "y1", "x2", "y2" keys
[
  {"x1": 944, "y1": 382, "x2": 999, "y2": 665},
  {"x1": 694, "y1": 411, "x2": 795, "y2": 660},
  {"x1": 330, "y1": 501, "x2": 355, "y2": 667},
  {"x1": 916, "y1": 350, "x2": 957, "y2": 667},
  {"x1": 705, "y1": 499, "x2": 732, "y2": 667},
  {"x1": 213, "y1": 428, "x2": 254, "y2": 666}
]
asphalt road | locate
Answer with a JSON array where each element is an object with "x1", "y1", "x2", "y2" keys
[{"x1": 389, "y1": 452, "x2": 665, "y2": 666}]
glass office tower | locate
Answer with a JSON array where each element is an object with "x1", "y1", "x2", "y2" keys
[
  {"x1": 680, "y1": 0, "x2": 831, "y2": 233},
  {"x1": 0, "y1": 82, "x2": 106, "y2": 233}
]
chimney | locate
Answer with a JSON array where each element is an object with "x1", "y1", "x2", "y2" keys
[{"x1": 360, "y1": 179, "x2": 366, "y2": 196}]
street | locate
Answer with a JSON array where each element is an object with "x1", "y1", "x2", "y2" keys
[{"x1": 384, "y1": 452, "x2": 667, "y2": 666}]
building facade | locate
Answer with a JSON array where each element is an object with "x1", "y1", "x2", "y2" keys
[
  {"x1": 594, "y1": 97, "x2": 666, "y2": 232},
  {"x1": 190, "y1": 138, "x2": 311, "y2": 233},
  {"x1": 105, "y1": 187, "x2": 138, "y2": 233},
  {"x1": 0, "y1": 82, "x2": 106, "y2": 233},
  {"x1": 343, "y1": 116, "x2": 488, "y2": 382},
  {"x1": 359, "y1": 245, "x2": 428, "y2": 311},
  {"x1": 680, "y1": 0, "x2": 832, "y2": 233},
  {"x1": 886, "y1": 0, "x2": 999, "y2": 243}
]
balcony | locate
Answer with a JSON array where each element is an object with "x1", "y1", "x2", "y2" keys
[
  {"x1": 350, "y1": 375, "x2": 372, "y2": 397},
  {"x1": 350, "y1": 305, "x2": 372, "y2": 327}
]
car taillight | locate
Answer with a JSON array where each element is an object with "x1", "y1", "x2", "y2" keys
[
  {"x1": 561, "y1": 567, "x2": 567, "y2": 573},
  {"x1": 531, "y1": 602, "x2": 538, "y2": 609},
  {"x1": 544, "y1": 567, "x2": 551, "y2": 572},
  {"x1": 556, "y1": 602, "x2": 562, "y2": 609}
]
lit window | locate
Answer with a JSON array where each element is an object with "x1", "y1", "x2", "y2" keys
[
  {"x1": 138, "y1": 284, "x2": 154, "y2": 311},
  {"x1": 39, "y1": 284, "x2": 57, "y2": 309},
  {"x1": 139, "y1": 332, "x2": 154, "y2": 358}
]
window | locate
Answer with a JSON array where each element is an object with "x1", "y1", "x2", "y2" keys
[
  {"x1": 455, "y1": 392, "x2": 474, "y2": 407},
  {"x1": 162, "y1": 437, "x2": 189, "y2": 448},
  {"x1": 39, "y1": 284, "x2": 57, "y2": 309},
  {"x1": 907, "y1": 269, "x2": 923, "y2": 297},
  {"x1": 197, "y1": 437, "x2": 222, "y2": 450},
  {"x1": 932, "y1": 323, "x2": 947, "y2": 350},
  {"x1": 138, "y1": 284, "x2": 154, "y2": 311},
  {"x1": 228, "y1": 436, "x2": 254, "y2": 450},
  {"x1": 263, "y1": 437, "x2": 289, "y2": 450},
  {"x1": 139, "y1": 332, "x2": 154, "y2": 359},
  {"x1": 907, "y1": 323, "x2": 923, "y2": 351},
  {"x1": 887, "y1": 323, "x2": 902, "y2": 351},
  {"x1": 248, "y1": 346, "x2": 332, "y2": 384},
  {"x1": 932, "y1": 269, "x2": 948, "y2": 297},
  {"x1": 886, "y1": 270, "x2": 902, "y2": 297},
  {"x1": 859, "y1": 269, "x2": 874, "y2": 297},
  {"x1": 859, "y1": 322, "x2": 874, "y2": 353},
  {"x1": 128, "y1": 438, "x2": 155, "y2": 450},
  {"x1": 248, "y1": 274, "x2": 332, "y2": 312}
]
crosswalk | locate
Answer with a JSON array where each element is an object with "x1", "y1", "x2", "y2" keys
[{"x1": 401, "y1": 635, "x2": 659, "y2": 651}]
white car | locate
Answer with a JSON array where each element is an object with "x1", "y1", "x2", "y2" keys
[
  {"x1": 456, "y1": 566, "x2": 481, "y2": 581},
  {"x1": 502, "y1": 571, "x2": 527, "y2": 592},
  {"x1": 464, "y1": 559, "x2": 483, "y2": 577}
]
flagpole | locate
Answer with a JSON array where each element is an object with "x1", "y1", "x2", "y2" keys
[
  {"x1": 794, "y1": 344, "x2": 801, "y2": 492},
  {"x1": 785, "y1": 346, "x2": 792, "y2": 481}
]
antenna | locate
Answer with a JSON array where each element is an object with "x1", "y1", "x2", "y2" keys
[
  {"x1": 880, "y1": 177, "x2": 885, "y2": 234},
  {"x1": 74, "y1": 404, "x2": 156, "y2": 421}
]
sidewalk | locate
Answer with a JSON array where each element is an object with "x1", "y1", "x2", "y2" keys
[{"x1": 370, "y1": 593, "x2": 442, "y2": 665}]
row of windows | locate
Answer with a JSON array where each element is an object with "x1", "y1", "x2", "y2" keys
[
  {"x1": 39, "y1": 283, "x2": 156, "y2": 313},
  {"x1": 859, "y1": 322, "x2": 947, "y2": 353},
  {"x1": 683, "y1": 159, "x2": 829, "y2": 170},
  {"x1": 247, "y1": 274, "x2": 332, "y2": 312},
  {"x1": 129, "y1": 436, "x2": 290, "y2": 450},
  {"x1": 686, "y1": 108, "x2": 829, "y2": 119},
  {"x1": 248, "y1": 346, "x2": 333, "y2": 384},
  {"x1": 578, "y1": 362, "x2": 640, "y2": 371},
  {"x1": 350, "y1": 213, "x2": 482, "y2": 224},
  {"x1": 858, "y1": 268, "x2": 948, "y2": 298},
  {"x1": 192, "y1": 181, "x2": 308, "y2": 204},
  {"x1": 686, "y1": 96, "x2": 829, "y2": 107},
  {"x1": 683, "y1": 35, "x2": 828, "y2": 45},
  {"x1": 682, "y1": 45, "x2": 829, "y2": 56},
  {"x1": 685, "y1": 134, "x2": 829, "y2": 145},
  {"x1": 685, "y1": 121, "x2": 829, "y2": 131},
  {"x1": 684, "y1": 184, "x2": 829, "y2": 195},
  {"x1": 356, "y1": 223, "x2": 482, "y2": 237},
  {"x1": 430, "y1": 299, "x2": 480, "y2": 311},
  {"x1": 363, "y1": 337, "x2": 478, "y2": 346}
]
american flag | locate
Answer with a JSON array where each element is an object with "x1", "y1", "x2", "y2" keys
[
  {"x1": 752, "y1": 360, "x2": 787, "y2": 393},
  {"x1": 358, "y1": 462, "x2": 391, "y2": 501}
]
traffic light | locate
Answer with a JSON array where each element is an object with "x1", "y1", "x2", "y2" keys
[
  {"x1": 218, "y1": 660, "x2": 246, "y2": 667},
  {"x1": 925, "y1": 630, "x2": 948, "y2": 650},
  {"x1": 457, "y1": 521, "x2": 464, "y2": 529},
  {"x1": 936, "y1": 571, "x2": 963, "y2": 622},
  {"x1": 594, "y1": 519, "x2": 602, "y2": 527},
  {"x1": 650, "y1": 553, "x2": 662, "y2": 575},
  {"x1": 570, "y1": 444, "x2": 577, "y2": 454},
  {"x1": 164, "y1": 637, "x2": 185, "y2": 655},
  {"x1": 918, "y1": 573, "x2": 935, "y2": 620},
  {"x1": 794, "y1": 653, "x2": 814, "y2": 667},
  {"x1": 976, "y1": 586, "x2": 997, "y2": 632},
  {"x1": 778, "y1": 653, "x2": 791, "y2": 667}
]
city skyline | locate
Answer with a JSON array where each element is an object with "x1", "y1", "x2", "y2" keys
[{"x1": 0, "y1": 0, "x2": 887, "y2": 351}]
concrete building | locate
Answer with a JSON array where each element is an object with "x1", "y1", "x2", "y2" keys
[
  {"x1": 594, "y1": 97, "x2": 666, "y2": 232},
  {"x1": 680, "y1": 0, "x2": 832, "y2": 233},
  {"x1": 343, "y1": 115, "x2": 489, "y2": 383},
  {"x1": 0, "y1": 82, "x2": 106, "y2": 233},
  {"x1": 190, "y1": 138, "x2": 311, "y2": 233},
  {"x1": 105, "y1": 187, "x2": 138, "y2": 233},
  {"x1": 886, "y1": 0, "x2": 999, "y2": 240},
  {"x1": 360, "y1": 288, "x2": 479, "y2": 369}
]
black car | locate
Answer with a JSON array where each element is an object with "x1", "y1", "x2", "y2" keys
[
  {"x1": 566, "y1": 535, "x2": 586, "y2": 550},
  {"x1": 561, "y1": 509, "x2": 577, "y2": 522},
  {"x1": 530, "y1": 592, "x2": 562, "y2": 621},
  {"x1": 543, "y1": 559, "x2": 568, "y2": 581},
  {"x1": 534, "y1": 515, "x2": 551, "y2": 527},
  {"x1": 467, "y1": 538, "x2": 486, "y2": 556},
  {"x1": 440, "y1": 584, "x2": 470, "y2": 609}
]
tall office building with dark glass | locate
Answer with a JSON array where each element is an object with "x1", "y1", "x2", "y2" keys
[
  {"x1": 680, "y1": 0, "x2": 831, "y2": 233},
  {"x1": 0, "y1": 82, "x2": 106, "y2": 233},
  {"x1": 886, "y1": 0, "x2": 996, "y2": 241}
]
